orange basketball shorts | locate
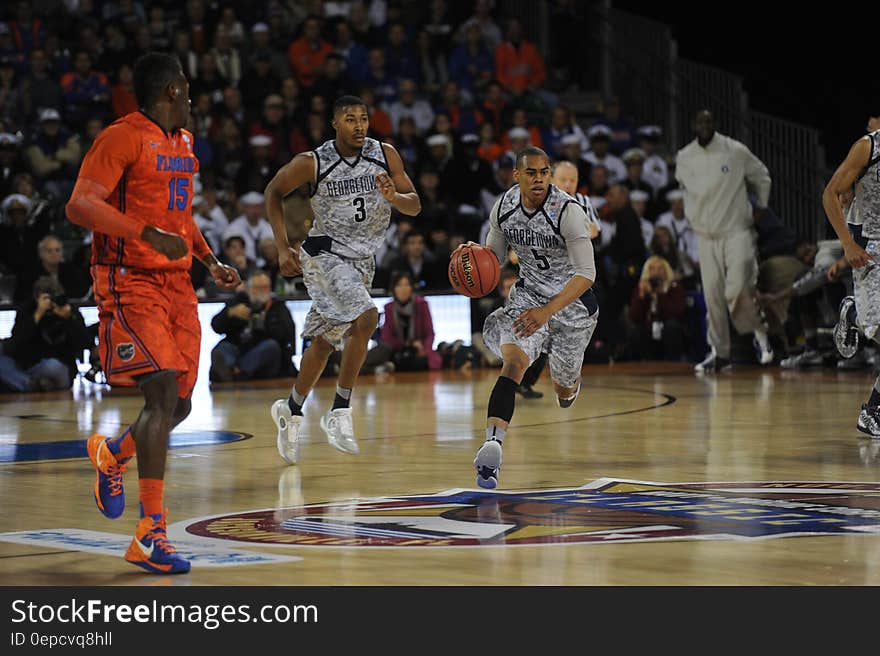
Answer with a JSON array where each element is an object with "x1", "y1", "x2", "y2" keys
[{"x1": 93, "y1": 264, "x2": 201, "y2": 398}]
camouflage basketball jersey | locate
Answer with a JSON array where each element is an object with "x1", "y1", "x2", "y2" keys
[
  {"x1": 497, "y1": 184, "x2": 581, "y2": 299},
  {"x1": 851, "y1": 130, "x2": 880, "y2": 235},
  {"x1": 309, "y1": 137, "x2": 392, "y2": 259}
]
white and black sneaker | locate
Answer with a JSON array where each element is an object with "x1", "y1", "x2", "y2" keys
[
  {"x1": 271, "y1": 399, "x2": 303, "y2": 465},
  {"x1": 474, "y1": 439, "x2": 503, "y2": 489},
  {"x1": 753, "y1": 331, "x2": 774, "y2": 365},
  {"x1": 321, "y1": 407, "x2": 359, "y2": 454},
  {"x1": 857, "y1": 404, "x2": 880, "y2": 439},
  {"x1": 694, "y1": 350, "x2": 731, "y2": 373},
  {"x1": 780, "y1": 350, "x2": 823, "y2": 369},
  {"x1": 834, "y1": 296, "x2": 859, "y2": 359},
  {"x1": 556, "y1": 378, "x2": 581, "y2": 408}
]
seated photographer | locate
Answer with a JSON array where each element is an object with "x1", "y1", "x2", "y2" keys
[
  {"x1": 625, "y1": 256, "x2": 687, "y2": 361},
  {"x1": 209, "y1": 271, "x2": 297, "y2": 382},
  {"x1": 0, "y1": 277, "x2": 91, "y2": 392}
]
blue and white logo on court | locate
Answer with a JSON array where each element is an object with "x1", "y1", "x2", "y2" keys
[{"x1": 183, "y1": 479, "x2": 880, "y2": 548}]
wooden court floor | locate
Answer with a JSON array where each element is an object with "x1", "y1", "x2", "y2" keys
[{"x1": 2, "y1": 362, "x2": 880, "y2": 586}]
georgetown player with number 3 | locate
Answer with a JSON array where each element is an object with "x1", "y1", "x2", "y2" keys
[
  {"x1": 265, "y1": 96, "x2": 420, "y2": 463},
  {"x1": 459, "y1": 146, "x2": 599, "y2": 488}
]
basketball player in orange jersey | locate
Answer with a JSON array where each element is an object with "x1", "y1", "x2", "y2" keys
[{"x1": 66, "y1": 52, "x2": 240, "y2": 574}]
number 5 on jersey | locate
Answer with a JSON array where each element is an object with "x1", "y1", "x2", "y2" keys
[{"x1": 532, "y1": 248, "x2": 550, "y2": 270}]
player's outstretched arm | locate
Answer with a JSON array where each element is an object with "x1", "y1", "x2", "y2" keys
[
  {"x1": 378, "y1": 143, "x2": 421, "y2": 216},
  {"x1": 265, "y1": 152, "x2": 317, "y2": 277},
  {"x1": 188, "y1": 221, "x2": 240, "y2": 289},
  {"x1": 823, "y1": 137, "x2": 872, "y2": 269}
]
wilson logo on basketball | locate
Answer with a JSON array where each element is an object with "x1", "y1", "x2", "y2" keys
[{"x1": 183, "y1": 479, "x2": 880, "y2": 548}]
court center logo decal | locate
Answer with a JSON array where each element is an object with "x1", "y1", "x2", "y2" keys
[{"x1": 182, "y1": 479, "x2": 880, "y2": 548}]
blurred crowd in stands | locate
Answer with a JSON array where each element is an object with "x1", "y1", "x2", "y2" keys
[{"x1": 0, "y1": 0, "x2": 860, "y2": 392}]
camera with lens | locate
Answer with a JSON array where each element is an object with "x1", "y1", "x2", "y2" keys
[
  {"x1": 649, "y1": 277, "x2": 663, "y2": 291},
  {"x1": 51, "y1": 293, "x2": 68, "y2": 306}
]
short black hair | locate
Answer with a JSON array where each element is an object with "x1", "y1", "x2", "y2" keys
[
  {"x1": 333, "y1": 95, "x2": 367, "y2": 116},
  {"x1": 133, "y1": 52, "x2": 182, "y2": 109},
  {"x1": 515, "y1": 146, "x2": 549, "y2": 169}
]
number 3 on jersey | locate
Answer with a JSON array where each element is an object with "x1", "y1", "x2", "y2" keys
[
  {"x1": 167, "y1": 177, "x2": 189, "y2": 210},
  {"x1": 352, "y1": 197, "x2": 366, "y2": 222}
]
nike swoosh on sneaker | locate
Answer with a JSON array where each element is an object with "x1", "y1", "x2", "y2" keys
[{"x1": 136, "y1": 539, "x2": 154, "y2": 558}]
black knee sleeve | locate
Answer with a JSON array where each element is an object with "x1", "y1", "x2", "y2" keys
[{"x1": 487, "y1": 376, "x2": 517, "y2": 423}]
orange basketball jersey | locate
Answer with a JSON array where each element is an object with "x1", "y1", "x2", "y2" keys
[{"x1": 78, "y1": 111, "x2": 201, "y2": 271}]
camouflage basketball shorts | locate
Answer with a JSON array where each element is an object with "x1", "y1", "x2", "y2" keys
[
  {"x1": 482, "y1": 285, "x2": 598, "y2": 389},
  {"x1": 854, "y1": 239, "x2": 880, "y2": 341},
  {"x1": 301, "y1": 249, "x2": 376, "y2": 350}
]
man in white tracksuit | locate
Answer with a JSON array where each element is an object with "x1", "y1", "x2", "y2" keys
[{"x1": 675, "y1": 109, "x2": 774, "y2": 372}]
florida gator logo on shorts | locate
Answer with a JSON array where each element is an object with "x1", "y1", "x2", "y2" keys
[
  {"x1": 182, "y1": 479, "x2": 880, "y2": 548},
  {"x1": 116, "y1": 343, "x2": 135, "y2": 361}
]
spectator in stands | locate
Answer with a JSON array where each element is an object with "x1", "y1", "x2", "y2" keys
[
  {"x1": 147, "y1": 5, "x2": 173, "y2": 52},
  {"x1": 389, "y1": 78, "x2": 435, "y2": 135},
  {"x1": 334, "y1": 20, "x2": 369, "y2": 82},
  {"x1": 588, "y1": 163, "x2": 610, "y2": 197},
  {"x1": 191, "y1": 52, "x2": 227, "y2": 105},
  {"x1": 384, "y1": 22, "x2": 419, "y2": 82},
  {"x1": 14, "y1": 234, "x2": 90, "y2": 303},
  {"x1": 0, "y1": 56, "x2": 22, "y2": 131},
  {"x1": 365, "y1": 272, "x2": 442, "y2": 374},
  {"x1": 279, "y1": 76, "x2": 308, "y2": 128},
  {"x1": 239, "y1": 53, "x2": 282, "y2": 112},
  {"x1": 224, "y1": 191, "x2": 274, "y2": 265},
  {"x1": 8, "y1": 2, "x2": 46, "y2": 57},
  {"x1": 60, "y1": 50, "x2": 110, "y2": 130},
  {"x1": 594, "y1": 96, "x2": 636, "y2": 155},
  {"x1": 415, "y1": 28, "x2": 449, "y2": 98},
  {"x1": 626, "y1": 256, "x2": 687, "y2": 361},
  {"x1": 25, "y1": 108, "x2": 82, "y2": 202},
  {"x1": 311, "y1": 53, "x2": 356, "y2": 107},
  {"x1": 288, "y1": 16, "x2": 333, "y2": 90},
  {"x1": 220, "y1": 86, "x2": 246, "y2": 130},
  {"x1": 655, "y1": 189, "x2": 699, "y2": 285},
  {"x1": 394, "y1": 116, "x2": 424, "y2": 172},
  {"x1": 217, "y1": 6, "x2": 246, "y2": 47},
  {"x1": 236, "y1": 134, "x2": 277, "y2": 196},
  {"x1": 494, "y1": 17, "x2": 549, "y2": 110},
  {"x1": 212, "y1": 117, "x2": 246, "y2": 186},
  {"x1": 0, "y1": 276, "x2": 90, "y2": 392},
  {"x1": 110, "y1": 64, "x2": 137, "y2": 118},
  {"x1": 456, "y1": 0, "x2": 503, "y2": 51},
  {"x1": 210, "y1": 25, "x2": 243, "y2": 88},
  {"x1": 20, "y1": 48, "x2": 62, "y2": 125},
  {"x1": 209, "y1": 271, "x2": 297, "y2": 382},
  {"x1": 558, "y1": 134, "x2": 592, "y2": 193},
  {"x1": 362, "y1": 47, "x2": 397, "y2": 108},
  {"x1": 250, "y1": 22, "x2": 287, "y2": 80},
  {"x1": 448, "y1": 22, "x2": 494, "y2": 99},
  {"x1": 622, "y1": 148, "x2": 656, "y2": 217},
  {"x1": 543, "y1": 105, "x2": 587, "y2": 159},
  {"x1": 583, "y1": 125, "x2": 625, "y2": 184},
  {"x1": 359, "y1": 86, "x2": 393, "y2": 139},
  {"x1": 193, "y1": 188, "x2": 230, "y2": 254},
  {"x1": 348, "y1": 1, "x2": 382, "y2": 48},
  {"x1": 630, "y1": 189, "x2": 654, "y2": 251},
  {"x1": 480, "y1": 80, "x2": 506, "y2": 135},
  {"x1": 648, "y1": 226, "x2": 682, "y2": 280},
  {"x1": 637, "y1": 125, "x2": 669, "y2": 193},
  {"x1": 477, "y1": 121, "x2": 503, "y2": 164},
  {"x1": 216, "y1": 234, "x2": 258, "y2": 288},
  {"x1": 387, "y1": 230, "x2": 445, "y2": 291},
  {"x1": 500, "y1": 108, "x2": 543, "y2": 151}
]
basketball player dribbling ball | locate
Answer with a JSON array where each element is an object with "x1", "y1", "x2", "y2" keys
[
  {"x1": 265, "y1": 95, "x2": 421, "y2": 464},
  {"x1": 456, "y1": 146, "x2": 600, "y2": 488},
  {"x1": 823, "y1": 114, "x2": 880, "y2": 438},
  {"x1": 66, "y1": 52, "x2": 241, "y2": 573}
]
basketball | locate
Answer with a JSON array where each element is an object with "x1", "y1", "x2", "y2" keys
[{"x1": 448, "y1": 244, "x2": 501, "y2": 298}]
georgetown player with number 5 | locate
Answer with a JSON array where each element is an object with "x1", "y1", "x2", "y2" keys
[
  {"x1": 458, "y1": 146, "x2": 599, "y2": 489},
  {"x1": 265, "y1": 96, "x2": 420, "y2": 463}
]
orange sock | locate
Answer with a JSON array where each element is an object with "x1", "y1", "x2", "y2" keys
[{"x1": 138, "y1": 478, "x2": 164, "y2": 517}]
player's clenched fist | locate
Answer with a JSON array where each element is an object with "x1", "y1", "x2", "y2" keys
[{"x1": 141, "y1": 225, "x2": 188, "y2": 260}]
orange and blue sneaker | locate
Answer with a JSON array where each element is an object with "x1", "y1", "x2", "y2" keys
[
  {"x1": 124, "y1": 509, "x2": 191, "y2": 574},
  {"x1": 86, "y1": 433, "x2": 128, "y2": 519}
]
